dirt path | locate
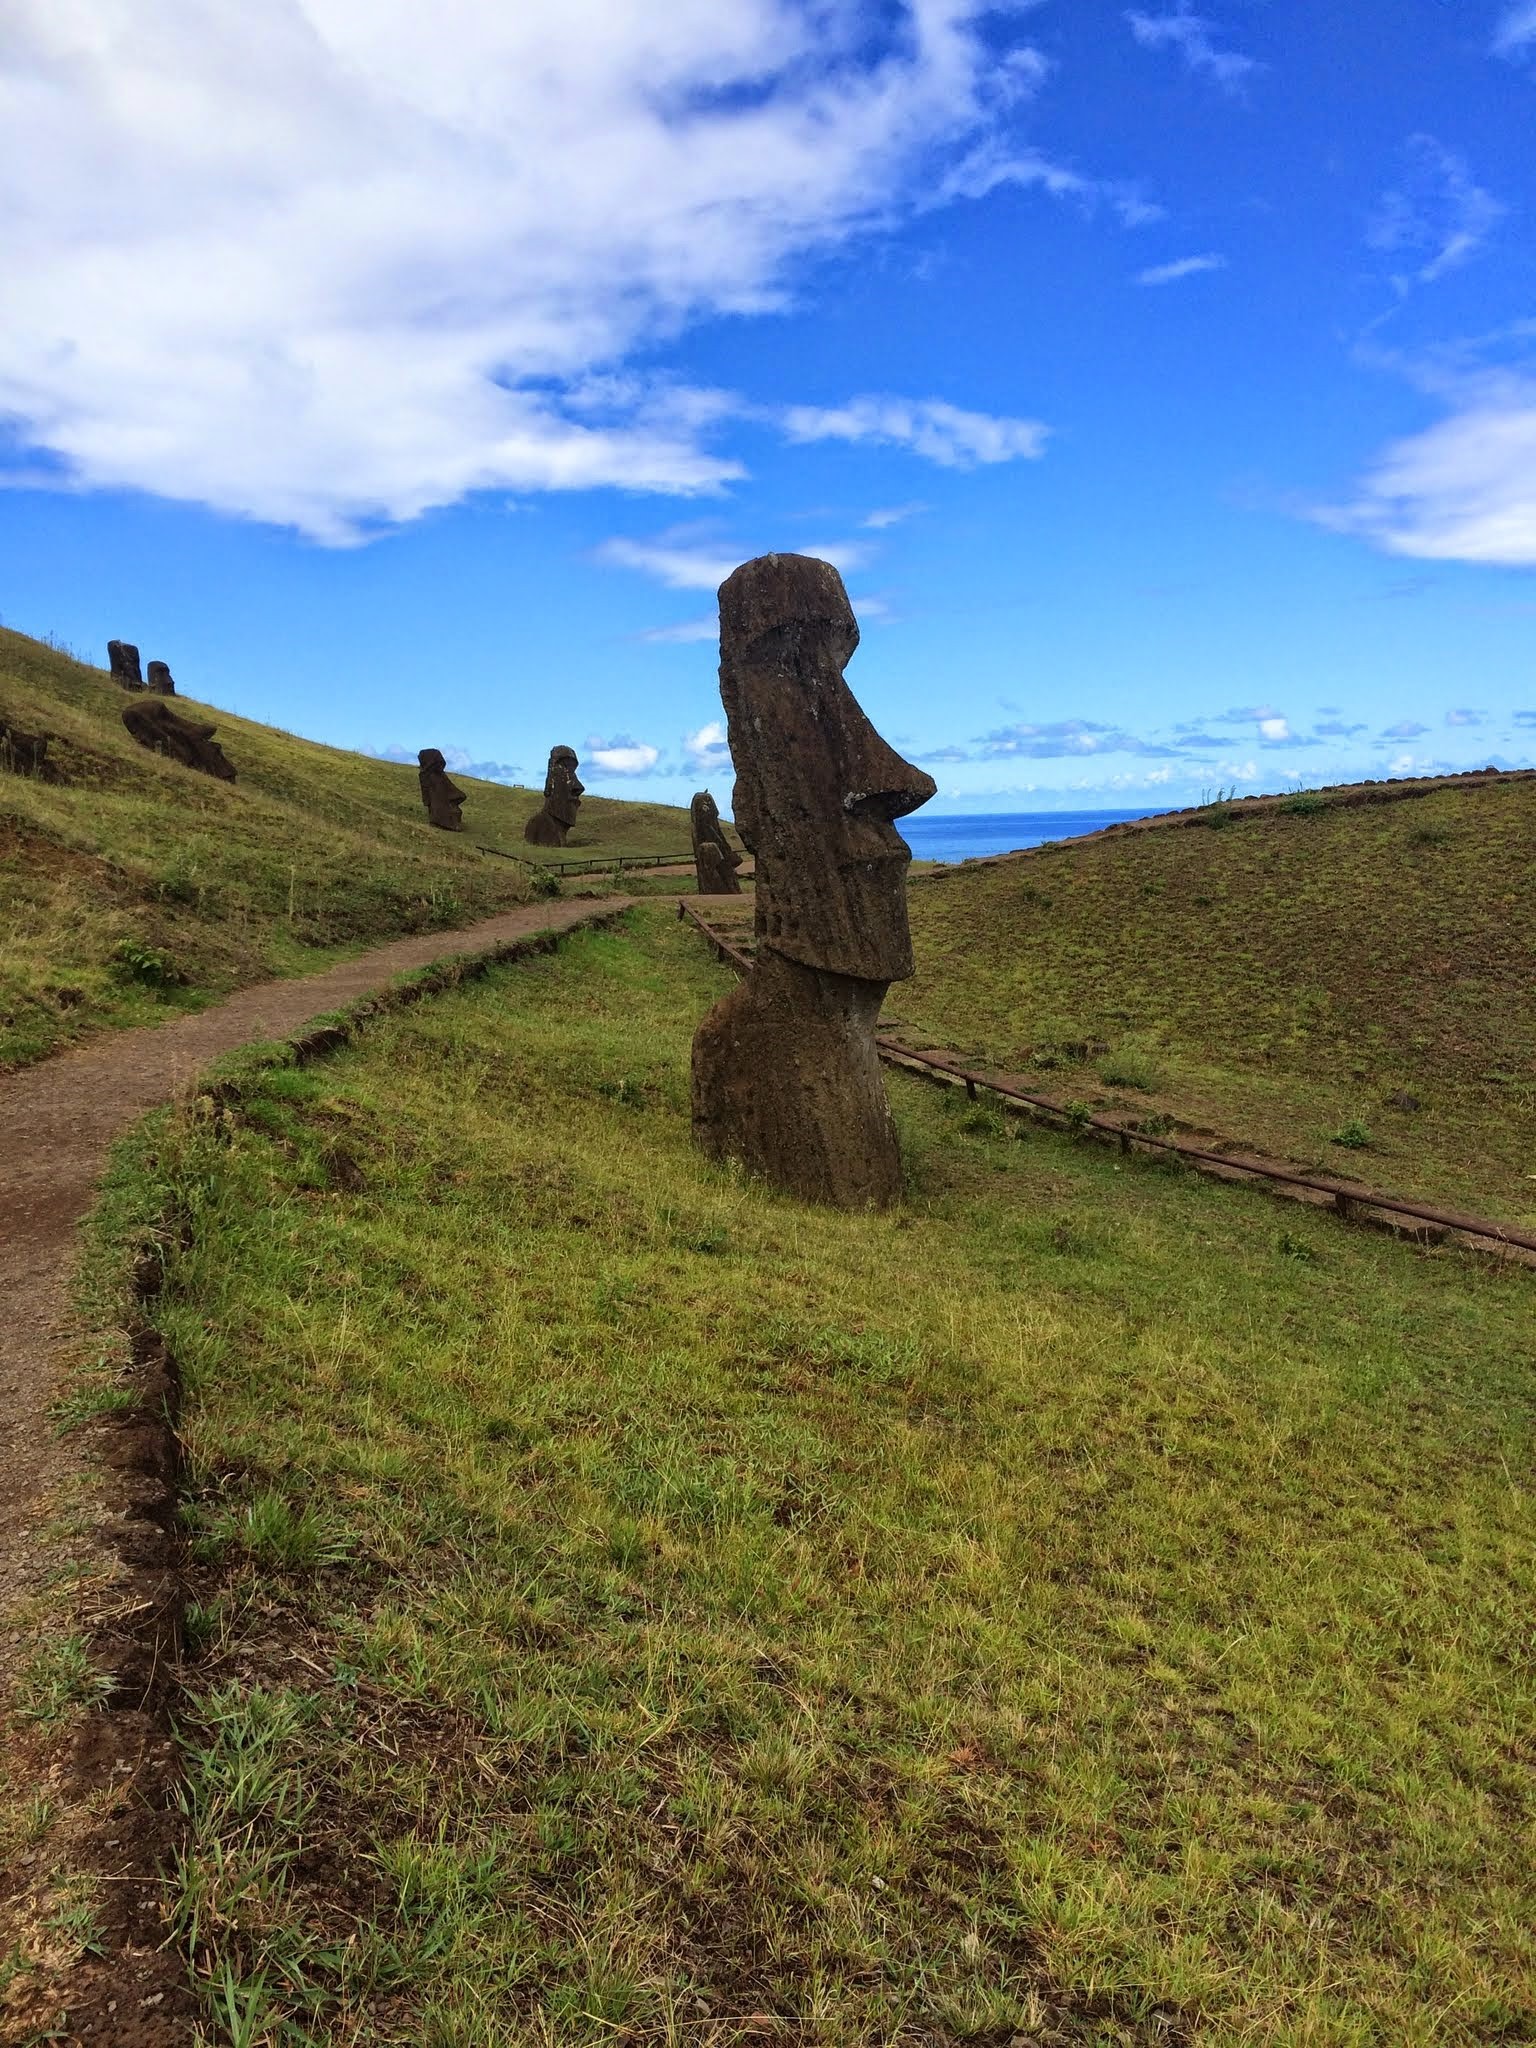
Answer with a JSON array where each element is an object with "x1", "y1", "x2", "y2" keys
[{"x1": 0, "y1": 897, "x2": 628, "y2": 1639}]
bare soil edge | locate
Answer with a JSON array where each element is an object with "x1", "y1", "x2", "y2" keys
[
  {"x1": 1, "y1": 909, "x2": 632, "y2": 2048},
  {"x1": 910, "y1": 765, "x2": 1536, "y2": 877}
]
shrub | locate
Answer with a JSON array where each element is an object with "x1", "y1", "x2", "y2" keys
[{"x1": 1329, "y1": 1118, "x2": 1371, "y2": 1150}]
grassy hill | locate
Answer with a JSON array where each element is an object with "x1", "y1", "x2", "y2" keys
[
  {"x1": 0, "y1": 627, "x2": 696, "y2": 1068},
  {"x1": 22, "y1": 907, "x2": 1529, "y2": 2045},
  {"x1": 901, "y1": 774, "x2": 1536, "y2": 1225}
]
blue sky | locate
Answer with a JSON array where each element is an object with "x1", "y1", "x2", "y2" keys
[{"x1": 2, "y1": 0, "x2": 1534, "y2": 812}]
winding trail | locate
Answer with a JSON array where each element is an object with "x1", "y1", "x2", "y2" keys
[{"x1": 0, "y1": 897, "x2": 628, "y2": 1641}]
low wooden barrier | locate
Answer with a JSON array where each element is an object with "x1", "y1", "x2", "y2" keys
[
  {"x1": 481, "y1": 846, "x2": 691, "y2": 876},
  {"x1": 677, "y1": 899, "x2": 1536, "y2": 1262}
]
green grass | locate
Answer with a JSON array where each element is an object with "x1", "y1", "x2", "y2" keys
[
  {"x1": 903, "y1": 780, "x2": 1536, "y2": 1224},
  {"x1": 110, "y1": 907, "x2": 1534, "y2": 2044},
  {"x1": 0, "y1": 625, "x2": 698, "y2": 1067}
]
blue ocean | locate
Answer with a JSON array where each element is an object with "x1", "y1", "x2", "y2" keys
[{"x1": 899, "y1": 807, "x2": 1171, "y2": 865}]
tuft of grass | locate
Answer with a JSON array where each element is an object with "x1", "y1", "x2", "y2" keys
[
  {"x1": 1329, "y1": 1117, "x2": 1372, "y2": 1149},
  {"x1": 12, "y1": 1637, "x2": 115, "y2": 1725},
  {"x1": 108, "y1": 905, "x2": 1536, "y2": 2044}
]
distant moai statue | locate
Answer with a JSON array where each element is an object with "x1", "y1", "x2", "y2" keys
[
  {"x1": 107, "y1": 640, "x2": 143, "y2": 689},
  {"x1": 0, "y1": 717, "x2": 58, "y2": 781},
  {"x1": 691, "y1": 554, "x2": 935, "y2": 1208},
  {"x1": 690, "y1": 790, "x2": 743, "y2": 894},
  {"x1": 417, "y1": 747, "x2": 466, "y2": 831},
  {"x1": 523, "y1": 745, "x2": 584, "y2": 846},
  {"x1": 145, "y1": 660, "x2": 176, "y2": 695},
  {"x1": 121, "y1": 697, "x2": 236, "y2": 781}
]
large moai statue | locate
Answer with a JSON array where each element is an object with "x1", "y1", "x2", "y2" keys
[
  {"x1": 121, "y1": 697, "x2": 237, "y2": 781},
  {"x1": 690, "y1": 790, "x2": 743, "y2": 895},
  {"x1": 417, "y1": 747, "x2": 466, "y2": 831},
  {"x1": 145, "y1": 660, "x2": 177, "y2": 695},
  {"x1": 523, "y1": 745, "x2": 584, "y2": 846},
  {"x1": 107, "y1": 640, "x2": 143, "y2": 689},
  {"x1": 691, "y1": 554, "x2": 935, "y2": 1208}
]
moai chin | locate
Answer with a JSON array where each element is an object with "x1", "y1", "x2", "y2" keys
[
  {"x1": 691, "y1": 554, "x2": 935, "y2": 1208},
  {"x1": 146, "y1": 660, "x2": 176, "y2": 695},
  {"x1": 523, "y1": 745, "x2": 584, "y2": 846},
  {"x1": 107, "y1": 640, "x2": 143, "y2": 690},
  {"x1": 417, "y1": 748, "x2": 466, "y2": 831},
  {"x1": 121, "y1": 697, "x2": 236, "y2": 780},
  {"x1": 690, "y1": 789, "x2": 743, "y2": 895}
]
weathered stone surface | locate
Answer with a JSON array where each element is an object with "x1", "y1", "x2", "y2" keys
[
  {"x1": 418, "y1": 747, "x2": 466, "y2": 831},
  {"x1": 145, "y1": 660, "x2": 176, "y2": 695},
  {"x1": 690, "y1": 789, "x2": 742, "y2": 894},
  {"x1": 692, "y1": 553, "x2": 935, "y2": 1207},
  {"x1": 121, "y1": 697, "x2": 237, "y2": 781},
  {"x1": 0, "y1": 717, "x2": 58, "y2": 780},
  {"x1": 523, "y1": 745, "x2": 584, "y2": 846},
  {"x1": 107, "y1": 640, "x2": 143, "y2": 690}
]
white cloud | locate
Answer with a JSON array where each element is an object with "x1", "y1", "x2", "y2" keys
[
  {"x1": 1368, "y1": 138, "x2": 1503, "y2": 291},
  {"x1": 781, "y1": 396, "x2": 1048, "y2": 467},
  {"x1": 1136, "y1": 253, "x2": 1226, "y2": 286},
  {"x1": 1257, "y1": 715, "x2": 1290, "y2": 742},
  {"x1": 1317, "y1": 378, "x2": 1536, "y2": 566},
  {"x1": 586, "y1": 734, "x2": 661, "y2": 776},
  {"x1": 1493, "y1": 3, "x2": 1536, "y2": 57},
  {"x1": 598, "y1": 534, "x2": 743, "y2": 591},
  {"x1": 1126, "y1": 9, "x2": 1259, "y2": 91},
  {"x1": 0, "y1": 0, "x2": 1035, "y2": 540},
  {"x1": 936, "y1": 144, "x2": 1162, "y2": 226},
  {"x1": 862, "y1": 502, "x2": 926, "y2": 529},
  {"x1": 683, "y1": 720, "x2": 732, "y2": 774},
  {"x1": 635, "y1": 615, "x2": 719, "y2": 643},
  {"x1": 600, "y1": 526, "x2": 871, "y2": 589}
]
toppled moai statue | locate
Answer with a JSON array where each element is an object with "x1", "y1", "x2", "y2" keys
[
  {"x1": 417, "y1": 747, "x2": 466, "y2": 831},
  {"x1": 107, "y1": 640, "x2": 143, "y2": 689},
  {"x1": 121, "y1": 696, "x2": 236, "y2": 781},
  {"x1": 690, "y1": 789, "x2": 743, "y2": 894},
  {"x1": 691, "y1": 554, "x2": 935, "y2": 1208},
  {"x1": 146, "y1": 660, "x2": 176, "y2": 695},
  {"x1": 523, "y1": 745, "x2": 584, "y2": 846},
  {"x1": 0, "y1": 717, "x2": 58, "y2": 781}
]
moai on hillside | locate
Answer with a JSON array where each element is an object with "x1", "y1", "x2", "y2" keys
[
  {"x1": 146, "y1": 660, "x2": 177, "y2": 695},
  {"x1": 690, "y1": 789, "x2": 743, "y2": 894},
  {"x1": 0, "y1": 717, "x2": 58, "y2": 781},
  {"x1": 121, "y1": 697, "x2": 237, "y2": 781},
  {"x1": 523, "y1": 745, "x2": 584, "y2": 846},
  {"x1": 107, "y1": 640, "x2": 143, "y2": 689},
  {"x1": 691, "y1": 554, "x2": 935, "y2": 1208},
  {"x1": 417, "y1": 747, "x2": 466, "y2": 831}
]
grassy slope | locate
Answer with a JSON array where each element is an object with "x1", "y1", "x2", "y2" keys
[
  {"x1": 72, "y1": 909, "x2": 1533, "y2": 2045},
  {"x1": 902, "y1": 778, "x2": 1536, "y2": 1225},
  {"x1": 0, "y1": 628, "x2": 695, "y2": 1067}
]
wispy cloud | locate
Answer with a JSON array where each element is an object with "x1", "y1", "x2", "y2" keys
[
  {"x1": 937, "y1": 143, "x2": 1163, "y2": 226},
  {"x1": 862, "y1": 503, "x2": 926, "y2": 530},
  {"x1": 1492, "y1": 2, "x2": 1536, "y2": 58},
  {"x1": 1315, "y1": 374, "x2": 1536, "y2": 566},
  {"x1": 973, "y1": 718, "x2": 1216, "y2": 761},
  {"x1": 1125, "y1": 8, "x2": 1260, "y2": 92},
  {"x1": 1314, "y1": 717, "x2": 1368, "y2": 738},
  {"x1": 1136, "y1": 253, "x2": 1227, "y2": 286},
  {"x1": 781, "y1": 397, "x2": 1048, "y2": 468},
  {"x1": 1368, "y1": 137, "x2": 1504, "y2": 291},
  {"x1": 599, "y1": 527, "x2": 872, "y2": 591},
  {"x1": 1382, "y1": 720, "x2": 1430, "y2": 739},
  {"x1": 0, "y1": 1, "x2": 1042, "y2": 540},
  {"x1": 635, "y1": 615, "x2": 719, "y2": 644},
  {"x1": 586, "y1": 734, "x2": 661, "y2": 777},
  {"x1": 1445, "y1": 707, "x2": 1484, "y2": 726}
]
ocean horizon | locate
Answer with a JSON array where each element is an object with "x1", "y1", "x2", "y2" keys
[{"x1": 899, "y1": 807, "x2": 1171, "y2": 865}]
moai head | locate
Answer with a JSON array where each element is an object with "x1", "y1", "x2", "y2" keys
[
  {"x1": 417, "y1": 748, "x2": 466, "y2": 830},
  {"x1": 121, "y1": 698, "x2": 236, "y2": 781},
  {"x1": 145, "y1": 660, "x2": 176, "y2": 695},
  {"x1": 717, "y1": 554, "x2": 934, "y2": 983},
  {"x1": 107, "y1": 640, "x2": 143, "y2": 689},
  {"x1": 544, "y1": 746, "x2": 584, "y2": 828}
]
